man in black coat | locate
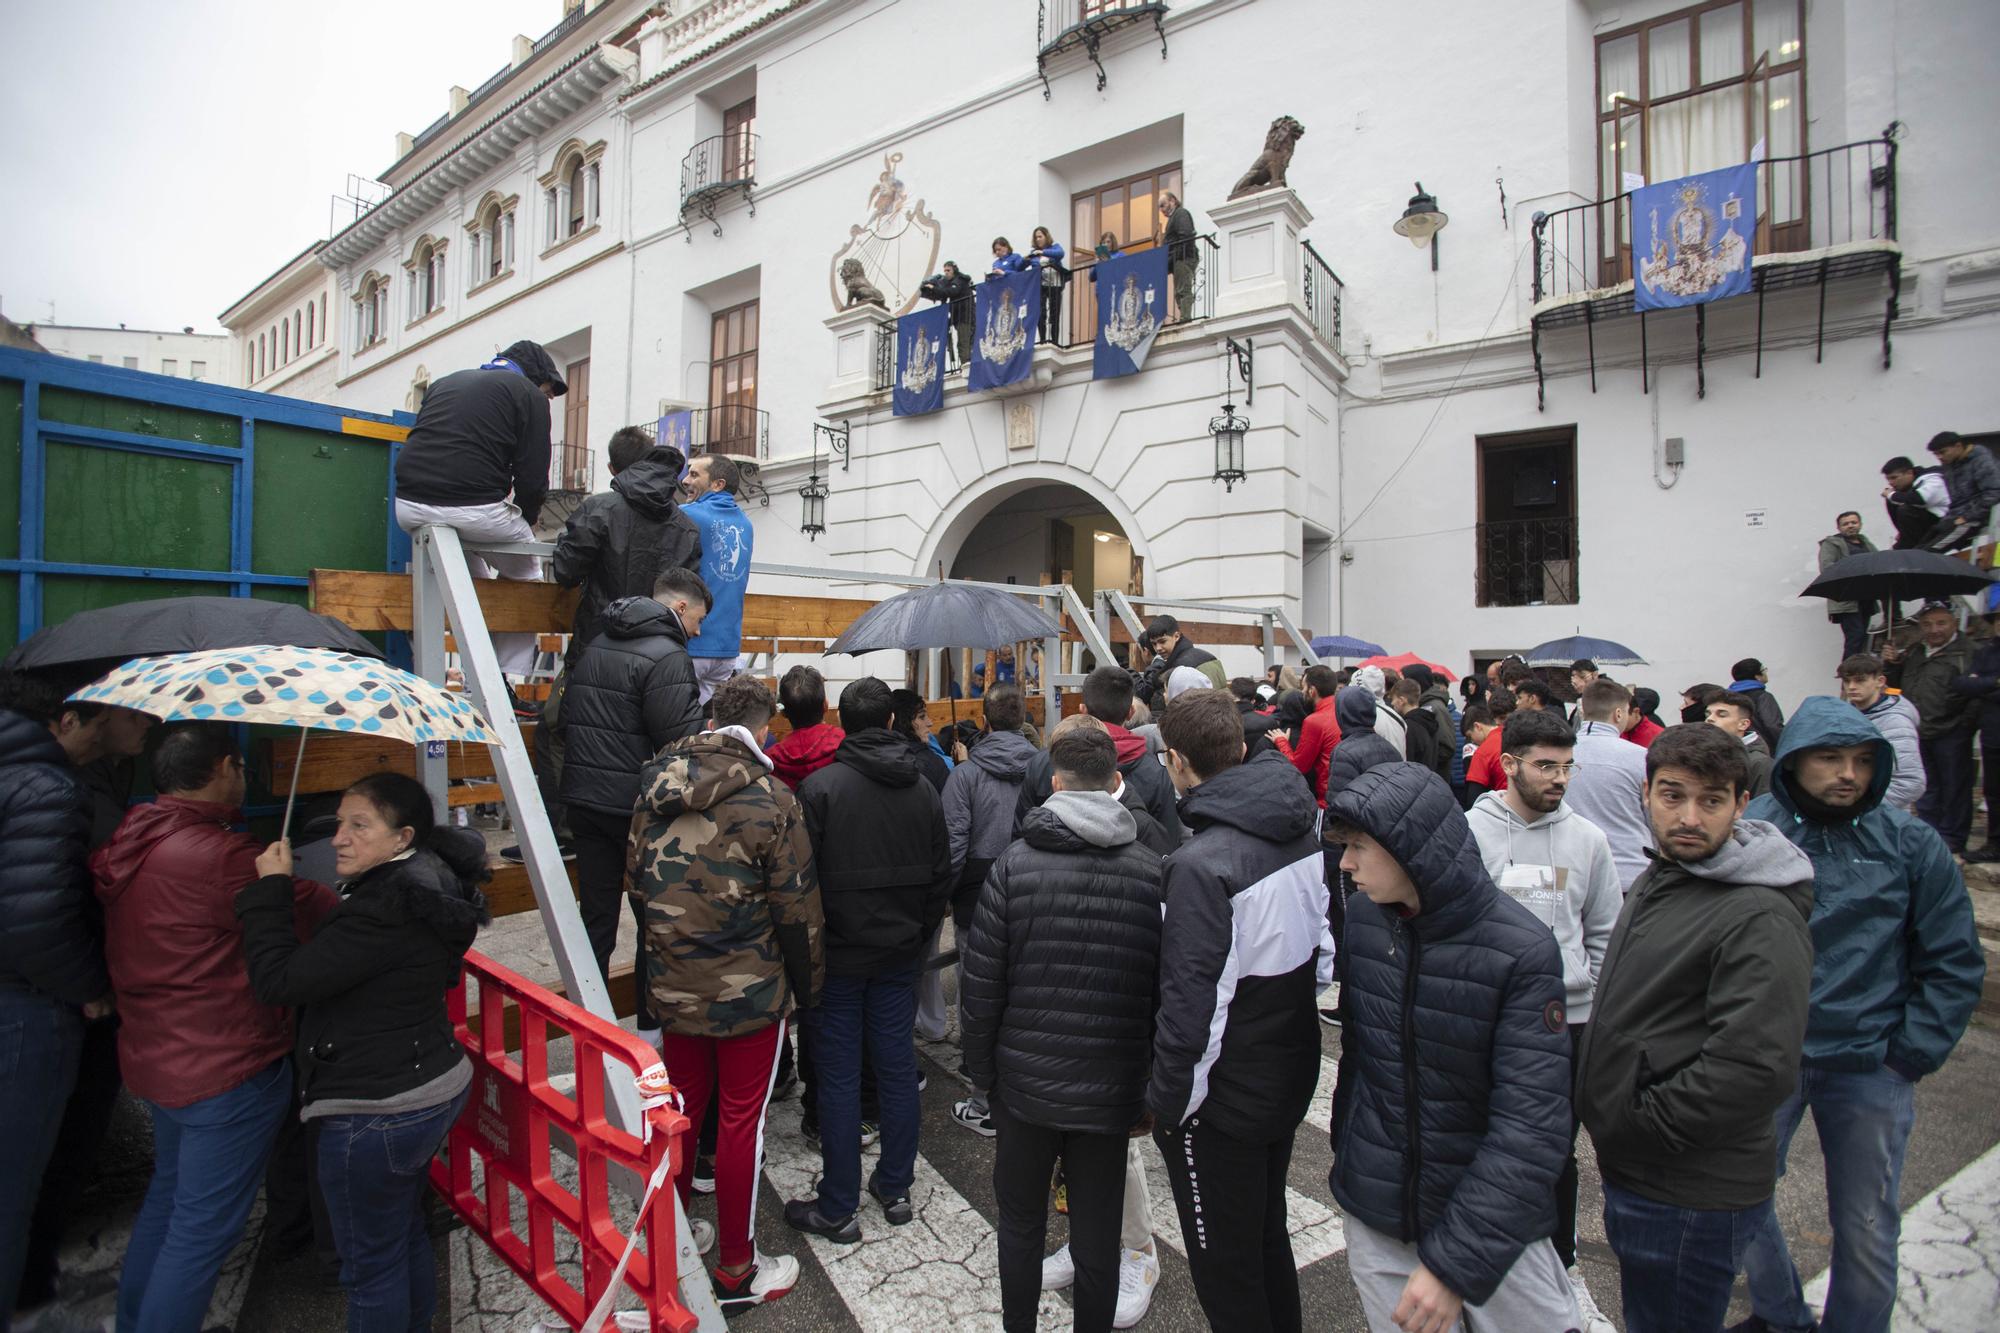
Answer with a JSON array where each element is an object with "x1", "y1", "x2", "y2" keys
[
  {"x1": 1327, "y1": 762, "x2": 1578, "y2": 1333},
  {"x1": 1158, "y1": 192, "x2": 1200, "y2": 322},
  {"x1": 0, "y1": 672, "x2": 126, "y2": 1317},
  {"x1": 558, "y1": 568, "x2": 709, "y2": 1043},
  {"x1": 786, "y1": 678, "x2": 953, "y2": 1244},
  {"x1": 962, "y1": 724, "x2": 1165, "y2": 1333},
  {"x1": 919, "y1": 261, "x2": 975, "y2": 367},
  {"x1": 1133, "y1": 615, "x2": 1225, "y2": 708},
  {"x1": 1149, "y1": 690, "x2": 1328, "y2": 1332}
]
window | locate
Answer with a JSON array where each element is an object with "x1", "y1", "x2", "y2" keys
[
  {"x1": 723, "y1": 97, "x2": 757, "y2": 183},
  {"x1": 190, "y1": 360, "x2": 206, "y2": 380},
  {"x1": 123, "y1": 355, "x2": 138, "y2": 369},
  {"x1": 468, "y1": 196, "x2": 517, "y2": 287},
  {"x1": 87, "y1": 354, "x2": 102, "y2": 363},
  {"x1": 282, "y1": 318, "x2": 291, "y2": 363},
  {"x1": 1068, "y1": 160, "x2": 1184, "y2": 342},
  {"x1": 567, "y1": 159, "x2": 587, "y2": 236},
  {"x1": 305, "y1": 302, "x2": 314, "y2": 348},
  {"x1": 406, "y1": 238, "x2": 445, "y2": 321},
  {"x1": 1476, "y1": 429, "x2": 1578, "y2": 607},
  {"x1": 162, "y1": 358, "x2": 177, "y2": 376},
  {"x1": 560, "y1": 358, "x2": 591, "y2": 487},
  {"x1": 707, "y1": 299, "x2": 760, "y2": 457},
  {"x1": 355, "y1": 273, "x2": 389, "y2": 350},
  {"x1": 541, "y1": 142, "x2": 603, "y2": 249},
  {"x1": 1596, "y1": 0, "x2": 1806, "y2": 281}
]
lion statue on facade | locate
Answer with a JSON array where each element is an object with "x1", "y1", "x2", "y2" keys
[
  {"x1": 1229, "y1": 116, "x2": 1306, "y2": 199},
  {"x1": 839, "y1": 258, "x2": 888, "y2": 308}
]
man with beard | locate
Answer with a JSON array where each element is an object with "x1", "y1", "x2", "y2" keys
[
  {"x1": 1465, "y1": 708, "x2": 1622, "y2": 1333},
  {"x1": 1735, "y1": 698, "x2": 1983, "y2": 1333},
  {"x1": 1883, "y1": 601, "x2": 1977, "y2": 853},
  {"x1": 1576, "y1": 725, "x2": 1814, "y2": 1333}
]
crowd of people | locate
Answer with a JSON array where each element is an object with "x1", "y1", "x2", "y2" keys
[{"x1": 0, "y1": 337, "x2": 1990, "y2": 1333}]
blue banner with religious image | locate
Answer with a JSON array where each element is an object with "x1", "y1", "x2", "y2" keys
[
  {"x1": 654, "y1": 409, "x2": 695, "y2": 472},
  {"x1": 893, "y1": 305, "x2": 948, "y2": 417},
  {"x1": 1632, "y1": 162, "x2": 1757, "y2": 311},
  {"x1": 1092, "y1": 248, "x2": 1169, "y2": 380},
  {"x1": 969, "y1": 269, "x2": 1038, "y2": 393}
]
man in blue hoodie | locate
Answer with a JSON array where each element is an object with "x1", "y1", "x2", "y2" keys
[
  {"x1": 1737, "y1": 697, "x2": 1985, "y2": 1333},
  {"x1": 679, "y1": 453, "x2": 755, "y2": 704}
]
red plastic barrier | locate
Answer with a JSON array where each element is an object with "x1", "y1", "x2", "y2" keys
[{"x1": 430, "y1": 949, "x2": 697, "y2": 1333}]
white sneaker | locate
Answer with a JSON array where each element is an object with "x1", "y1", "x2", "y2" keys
[
  {"x1": 1041, "y1": 1241, "x2": 1075, "y2": 1290},
  {"x1": 711, "y1": 1251, "x2": 800, "y2": 1312},
  {"x1": 1567, "y1": 1265, "x2": 1615, "y2": 1333},
  {"x1": 1114, "y1": 1246, "x2": 1160, "y2": 1328},
  {"x1": 688, "y1": 1216, "x2": 716, "y2": 1256}
]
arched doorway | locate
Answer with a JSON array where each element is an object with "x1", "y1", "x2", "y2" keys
[{"x1": 941, "y1": 482, "x2": 1142, "y2": 604}]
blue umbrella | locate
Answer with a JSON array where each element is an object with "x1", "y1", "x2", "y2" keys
[
  {"x1": 1524, "y1": 635, "x2": 1646, "y2": 668},
  {"x1": 1309, "y1": 634, "x2": 1386, "y2": 659}
]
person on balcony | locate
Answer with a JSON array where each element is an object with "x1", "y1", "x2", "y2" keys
[
  {"x1": 1027, "y1": 226, "x2": 1068, "y2": 343},
  {"x1": 919, "y1": 261, "x2": 975, "y2": 368},
  {"x1": 1924, "y1": 430, "x2": 2000, "y2": 552},
  {"x1": 679, "y1": 453, "x2": 755, "y2": 705},
  {"x1": 1158, "y1": 193, "x2": 1199, "y2": 323},
  {"x1": 987, "y1": 236, "x2": 1029, "y2": 280},
  {"x1": 1094, "y1": 231, "x2": 1123, "y2": 261},
  {"x1": 391, "y1": 338, "x2": 563, "y2": 687}
]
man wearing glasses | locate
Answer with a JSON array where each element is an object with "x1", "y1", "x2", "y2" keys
[{"x1": 1466, "y1": 707, "x2": 1624, "y2": 1333}]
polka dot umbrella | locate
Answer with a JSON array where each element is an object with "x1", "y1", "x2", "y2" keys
[{"x1": 69, "y1": 645, "x2": 497, "y2": 830}]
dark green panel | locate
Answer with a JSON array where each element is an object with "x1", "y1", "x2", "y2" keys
[
  {"x1": 250, "y1": 424, "x2": 392, "y2": 576},
  {"x1": 41, "y1": 577, "x2": 217, "y2": 627},
  {"x1": 44, "y1": 443, "x2": 233, "y2": 569},
  {"x1": 0, "y1": 379, "x2": 21, "y2": 560},
  {"x1": 250, "y1": 584, "x2": 311, "y2": 608},
  {"x1": 0, "y1": 576, "x2": 17, "y2": 657},
  {"x1": 38, "y1": 385, "x2": 242, "y2": 447}
]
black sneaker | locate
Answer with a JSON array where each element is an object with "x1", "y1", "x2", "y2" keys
[
  {"x1": 784, "y1": 1198, "x2": 860, "y2": 1244},
  {"x1": 917, "y1": 1069, "x2": 928, "y2": 1093},
  {"x1": 692, "y1": 1154, "x2": 716, "y2": 1194},
  {"x1": 1964, "y1": 845, "x2": 2000, "y2": 864},
  {"x1": 1318, "y1": 1007, "x2": 1341, "y2": 1027},
  {"x1": 867, "y1": 1173, "x2": 913, "y2": 1226},
  {"x1": 768, "y1": 1069, "x2": 799, "y2": 1104},
  {"x1": 711, "y1": 1252, "x2": 800, "y2": 1312}
]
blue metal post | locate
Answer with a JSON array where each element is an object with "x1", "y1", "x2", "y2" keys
[
  {"x1": 233, "y1": 417, "x2": 257, "y2": 598},
  {"x1": 18, "y1": 378, "x2": 43, "y2": 643}
]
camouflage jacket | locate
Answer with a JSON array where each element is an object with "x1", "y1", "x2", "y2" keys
[{"x1": 627, "y1": 727, "x2": 823, "y2": 1038}]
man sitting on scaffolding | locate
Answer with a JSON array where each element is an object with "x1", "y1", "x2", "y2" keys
[{"x1": 392, "y1": 338, "x2": 564, "y2": 715}]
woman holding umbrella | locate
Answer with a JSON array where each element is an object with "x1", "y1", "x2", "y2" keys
[{"x1": 235, "y1": 772, "x2": 490, "y2": 1332}]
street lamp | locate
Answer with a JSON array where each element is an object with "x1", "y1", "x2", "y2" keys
[
  {"x1": 1210, "y1": 401, "x2": 1248, "y2": 493},
  {"x1": 1393, "y1": 181, "x2": 1449, "y2": 271},
  {"x1": 799, "y1": 471, "x2": 828, "y2": 540}
]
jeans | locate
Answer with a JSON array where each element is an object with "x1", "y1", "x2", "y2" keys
[
  {"x1": 19, "y1": 1012, "x2": 120, "y2": 1310},
  {"x1": 1743, "y1": 1065, "x2": 1917, "y2": 1333},
  {"x1": 118, "y1": 1058, "x2": 294, "y2": 1333},
  {"x1": 570, "y1": 804, "x2": 654, "y2": 1031},
  {"x1": 992, "y1": 1092, "x2": 1126, "y2": 1333},
  {"x1": 1834, "y1": 611, "x2": 1872, "y2": 662},
  {"x1": 0, "y1": 990, "x2": 83, "y2": 1316},
  {"x1": 806, "y1": 966, "x2": 919, "y2": 1219},
  {"x1": 318, "y1": 1086, "x2": 471, "y2": 1333},
  {"x1": 1914, "y1": 726, "x2": 1975, "y2": 851},
  {"x1": 1603, "y1": 1179, "x2": 1773, "y2": 1333},
  {"x1": 1155, "y1": 1117, "x2": 1301, "y2": 1333}
]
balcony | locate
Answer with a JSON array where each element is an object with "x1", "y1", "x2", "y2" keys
[
  {"x1": 633, "y1": 405, "x2": 769, "y2": 461},
  {"x1": 1477, "y1": 516, "x2": 1578, "y2": 608},
  {"x1": 680, "y1": 130, "x2": 758, "y2": 238},
  {"x1": 1036, "y1": 1, "x2": 1168, "y2": 98},
  {"x1": 549, "y1": 443, "x2": 594, "y2": 494},
  {"x1": 1529, "y1": 130, "x2": 1901, "y2": 405}
]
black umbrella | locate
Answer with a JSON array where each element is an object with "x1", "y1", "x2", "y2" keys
[
  {"x1": 1801, "y1": 549, "x2": 1996, "y2": 606},
  {"x1": 3, "y1": 596, "x2": 385, "y2": 677},
  {"x1": 825, "y1": 581, "x2": 1063, "y2": 655}
]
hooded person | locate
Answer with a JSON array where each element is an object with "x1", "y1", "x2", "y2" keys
[
  {"x1": 1575, "y1": 724, "x2": 1816, "y2": 1333},
  {"x1": 391, "y1": 339, "x2": 564, "y2": 678},
  {"x1": 1352, "y1": 666, "x2": 1406, "y2": 757},
  {"x1": 552, "y1": 429, "x2": 704, "y2": 668},
  {"x1": 1737, "y1": 697, "x2": 1984, "y2": 1333},
  {"x1": 1325, "y1": 687, "x2": 1401, "y2": 804},
  {"x1": 1016, "y1": 664, "x2": 1183, "y2": 846},
  {"x1": 1148, "y1": 691, "x2": 1329, "y2": 1333},
  {"x1": 1326, "y1": 763, "x2": 1580, "y2": 1333},
  {"x1": 1405, "y1": 663, "x2": 1460, "y2": 784}
]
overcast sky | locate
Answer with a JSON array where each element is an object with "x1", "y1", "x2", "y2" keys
[{"x1": 0, "y1": 0, "x2": 556, "y2": 333}]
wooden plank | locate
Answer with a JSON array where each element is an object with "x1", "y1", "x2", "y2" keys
[
  {"x1": 1083, "y1": 615, "x2": 1267, "y2": 648},
  {"x1": 483, "y1": 858, "x2": 578, "y2": 919},
  {"x1": 267, "y1": 725, "x2": 536, "y2": 795},
  {"x1": 311, "y1": 570, "x2": 579, "y2": 635},
  {"x1": 448, "y1": 783, "x2": 503, "y2": 808}
]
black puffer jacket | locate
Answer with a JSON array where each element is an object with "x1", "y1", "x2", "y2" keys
[
  {"x1": 1149, "y1": 750, "x2": 1328, "y2": 1139},
  {"x1": 560, "y1": 598, "x2": 705, "y2": 816},
  {"x1": 1326, "y1": 762, "x2": 1570, "y2": 1307},
  {"x1": 796, "y1": 728, "x2": 954, "y2": 976},
  {"x1": 961, "y1": 792, "x2": 1165, "y2": 1132},
  {"x1": 0, "y1": 708, "x2": 109, "y2": 1006},
  {"x1": 392, "y1": 364, "x2": 553, "y2": 526},
  {"x1": 551, "y1": 448, "x2": 703, "y2": 662},
  {"x1": 1325, "y1": 688, "x2": 1402, "y2": 803},
  {"x1": 236, "y1": 831, "x2": 489, "y2": 1109},
  {"x1": 1015, "y1": 724, "x2": 1183, "y2": 845}
]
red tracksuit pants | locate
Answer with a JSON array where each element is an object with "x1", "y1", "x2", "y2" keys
[{"x1": 660, "y1": 1018, "x2": 786, "y2": 1267}]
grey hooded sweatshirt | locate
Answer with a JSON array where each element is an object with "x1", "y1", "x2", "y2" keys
[
  {"x1": 1466, "y1": 792, "x2": 1624, "y2": 1023},
  {"x1": 1576, "y1": 819, "x2": 1815, "y2": 1211},
  {"x1": 942, "y1": 728, "x2": 1041, "y2": 890}
]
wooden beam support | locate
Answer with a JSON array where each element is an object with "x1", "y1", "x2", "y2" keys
[{"x1": 267, "y1": 725, "x2": 536, "y2": 795}]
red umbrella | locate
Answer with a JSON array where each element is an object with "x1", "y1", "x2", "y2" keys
[{"x1": 1356, "y1": 651, "x2": 1457, "y2": 682}]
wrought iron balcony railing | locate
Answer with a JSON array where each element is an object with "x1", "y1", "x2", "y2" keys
[
  {"x1": 1476, "y1": 516, "x2": 1578, "y2": 608},
  {"x1": 549, "y1": 444, "x2": 594, "y2": 494},
  {"x1": 680, "y1": 131, "x2": 759, "y2": 238},
  {"x1": 1036, "y1": 1, "x2": 1168, "y2": 98},
  {"x1": 1301, "y1": 239, "x2": 1344, "y2": 355},
  {"x1": 631, "y1": 405, "x2": 770, "y2": 461},
  {"x1": 1057, "y1": 233, "x2": 1218, "y2": 349}
]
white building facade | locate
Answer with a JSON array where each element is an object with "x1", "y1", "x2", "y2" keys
[
  {"x1": 30, "y1": 324, "x2": 227, "y2": 382},
  {"x1": 219, "y1": 243, "x2": 340, "y2": 401},
  {"x1": 235, "y1": 0, "x2": 2000, "y2": 710}
]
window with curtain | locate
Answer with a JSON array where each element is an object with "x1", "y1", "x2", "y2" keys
[
  {"x1": 1067, "y1": 161, "x2": 1183, "y2": 343},
  {"x1": 566, "y1": 159, "x2": 586, "y2": 236},
  {"x1": 707, "y1": 299, "x2": 760, "y2": 457},
  {"x1": 723, "y1": 97, "x2": 757, "y2": 183},
  {"x1": 1596, "y1": 0, "x2": 1804, "y2": 281}
]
